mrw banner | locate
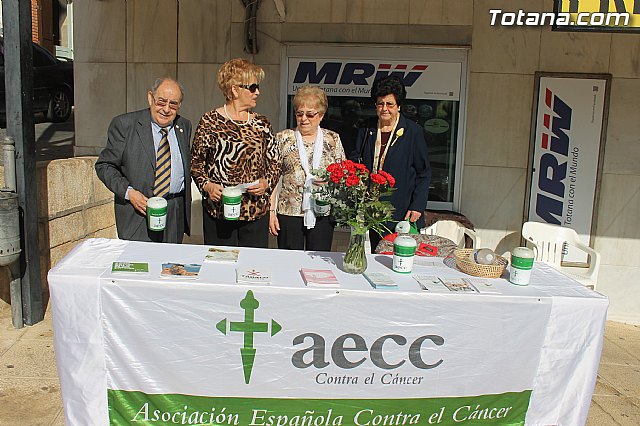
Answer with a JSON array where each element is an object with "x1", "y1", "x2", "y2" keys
[
  {"x1": 528, "y1": 75, "x2": 608, "y2": 264},
  {"x1": 100, "y1": 280, "x2": 552, "y2": 425},
  {"x1": 287, "y1": 58, "x2": 462, "y2": 101}
]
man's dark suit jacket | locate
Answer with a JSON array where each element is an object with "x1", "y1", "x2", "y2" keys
[
  {"x1": 352, "y1": 113, "x2": 431, "y2": 231},
  {"x1": 95, "y1": 108, "x2": 192, "y2": 242}
]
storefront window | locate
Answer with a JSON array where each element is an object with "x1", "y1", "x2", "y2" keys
[
  {"x1": 282, "y1": 45, "x2": 468, "y2": 210},
  {"x1": 285, "y1": 96, "x2": 459, "y2": 204}
]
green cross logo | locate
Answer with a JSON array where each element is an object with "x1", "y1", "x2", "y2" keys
[{"x1": 216, "y1": 290, "x2": 281, "y2": 384}]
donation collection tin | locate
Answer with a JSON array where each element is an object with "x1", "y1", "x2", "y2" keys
[
  {"x1": 393, "y1": 235, "x2": 417, "y2": 274},
  {"x1": 313, "y1": 194, "x2": 331, "y2": 216},
  {"x1": 222, "y1": 187, "x2": 242, "y2": 220},
  {"x1": 510, "y1": 246, "x2": 535, "y2": 285},
  {"x1": 147, "y1": 197, "x2": 168, "y2": 231}
]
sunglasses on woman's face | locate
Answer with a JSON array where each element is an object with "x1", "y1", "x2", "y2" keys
[
  {"x1": 238, "y1": 83, "x2": 260, "y2": 93},
  {"x1": 295, "y1": 110, "x2": 320, "y2": 119}
]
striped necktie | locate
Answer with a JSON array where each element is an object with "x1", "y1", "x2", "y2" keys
[{"x1": 153, "y1": 128, "x2": 171, "y2": 197}]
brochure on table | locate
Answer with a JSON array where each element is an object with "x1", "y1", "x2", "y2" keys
[{"x1": 204, "y1": 247, "x2": 240, "y2": 263}]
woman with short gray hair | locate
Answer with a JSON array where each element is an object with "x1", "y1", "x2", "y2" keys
[{"x1": 269, "y1": 85, "x2": 346, "y2": 251}]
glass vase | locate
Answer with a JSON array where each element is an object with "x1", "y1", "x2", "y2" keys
[{"x1": 343, "y1": 226, "x2": 368, "y2": 274}]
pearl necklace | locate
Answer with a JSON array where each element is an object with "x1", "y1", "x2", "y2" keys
[{"x1": 224, "y1": 104, "x2": 250, "y2": 126}]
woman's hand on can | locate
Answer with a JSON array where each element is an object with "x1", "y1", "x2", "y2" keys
[{"x1": 205, "y1": 182, "x2": 223, "y2": 202}]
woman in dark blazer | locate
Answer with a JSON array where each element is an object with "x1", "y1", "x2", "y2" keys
[{"x1": 351, "y1": 75, "x2": 431, "y2": 252}]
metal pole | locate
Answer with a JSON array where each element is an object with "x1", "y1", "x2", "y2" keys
[{"x1": 2, "y1": 0, "x2": 44, "y2": 325}]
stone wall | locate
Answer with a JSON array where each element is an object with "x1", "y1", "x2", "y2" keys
[{"x1": 0, "y1": 157, "x2": 115, "y2": 308}]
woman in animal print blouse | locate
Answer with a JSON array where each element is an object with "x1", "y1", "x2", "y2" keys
[
  {"x1": 191, "y1": 58, "x2": 280, "y2": 248},
  {"x1": 269, "y1": 85, "x2": 346, "y2": 251}
]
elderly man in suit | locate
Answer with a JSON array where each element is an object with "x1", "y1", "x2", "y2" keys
[{"x1": 96, "y1": 77, "x2": 192, "y2": 243}]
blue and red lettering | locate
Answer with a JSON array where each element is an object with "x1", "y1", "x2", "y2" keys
[
  {"x1": 536, "y1": 88, "x2": 572, "y2": 225},
  {"x1": 293, "y1": 62, "x2": 427, "y2": 87}
]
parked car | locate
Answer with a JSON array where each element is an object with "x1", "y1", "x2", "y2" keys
[{"x1": 0, "y1": 36, "x2": 74, "y2": 126}]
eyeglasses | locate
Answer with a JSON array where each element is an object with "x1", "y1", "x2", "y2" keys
[
  {"x1": 238, "y1": 83, "x2": 260, "y2": 93},
  {"x1": 295, "y1": 110, "x2": 320, "y2": 119},
  {"x1": 151, "y1": 94, "x2": 181, "y2": 110},
  {"x1": 376, "y1": 101, "x2": 397, "y2": 109}
]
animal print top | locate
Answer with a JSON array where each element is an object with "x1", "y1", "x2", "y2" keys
[
  {"x1": 275, "y1": 128, "x2": 346, "y2": 217},
  {"x1": 191, "y1": 110, "x2": 280, "y2": 221}
]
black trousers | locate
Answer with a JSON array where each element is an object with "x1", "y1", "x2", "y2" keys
[
  {"x1": 203, "y1": 211, "x2": 269, "y2": 248},
  {"x1": 369, "y1": 229, "x2": 382, "y2": 254},
  {"x1": 277, "y1": 214, "x2": 334, "y2": 251}
]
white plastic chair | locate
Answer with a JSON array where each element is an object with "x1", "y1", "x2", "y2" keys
[
  {"x1": 521, "y1": 221, "x2": 600, "y2": 290},
  {"x1": 421, "y1": 220, "x2": 479, "y2": 249}
]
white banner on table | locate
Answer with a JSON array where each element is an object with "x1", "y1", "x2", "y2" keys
[
  {"x1": 528, "y1": 74, "x2": 609, "y2": 264},
  {"x1": 100, "y1": 279, "x2": 552, "y2": 425}
]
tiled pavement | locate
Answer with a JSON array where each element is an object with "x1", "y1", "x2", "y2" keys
[
  {"x1": 0, "y1": 301, "x2": 638, "y2": 426},
  {"x1": 0, "y1": 306, "x2": 63, "y2": 425}
]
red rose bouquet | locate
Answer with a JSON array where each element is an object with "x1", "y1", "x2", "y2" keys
[
  {"x1": 317, "y1": 160, "x2": 396, "y2": 235},
  {"x1": 314, "y1": 160, "x2": 395, "y2": 273}
]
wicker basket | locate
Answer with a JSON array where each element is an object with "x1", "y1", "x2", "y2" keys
[{"x1": 453, "y1": 249, "x2": 508, "y2": 278}]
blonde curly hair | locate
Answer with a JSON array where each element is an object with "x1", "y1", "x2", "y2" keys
[
  {"x1": 293, "y1": 85, "x2": 328, "y2": 114},
  {"x1": 217, "y1": 58, "x2": 265, "y2": 101}
]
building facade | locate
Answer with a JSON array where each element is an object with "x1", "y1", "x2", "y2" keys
[
  {"x1": 1, "y1": 0, "x2": 73, "y2": 56},
  {"x1": 73, "y1": 0, "x2": 640, "y2": 323}
]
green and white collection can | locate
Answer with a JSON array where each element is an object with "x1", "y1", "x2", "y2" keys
[
  {"x1": 393, "y1": 235, "x2": 417, "y2": 274},
  {"x1": 222, "y1": 187, "x2": 242, "y2": 220},
  {"x1": 147, "y1": 197, "x2": 168, "y2": 231},
  {"x1": 510, "y1": 246, "x2": 535, "y2": 285},
  {"x1": 313, "y1": 194, "x2": 331, "y2": 216}
]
